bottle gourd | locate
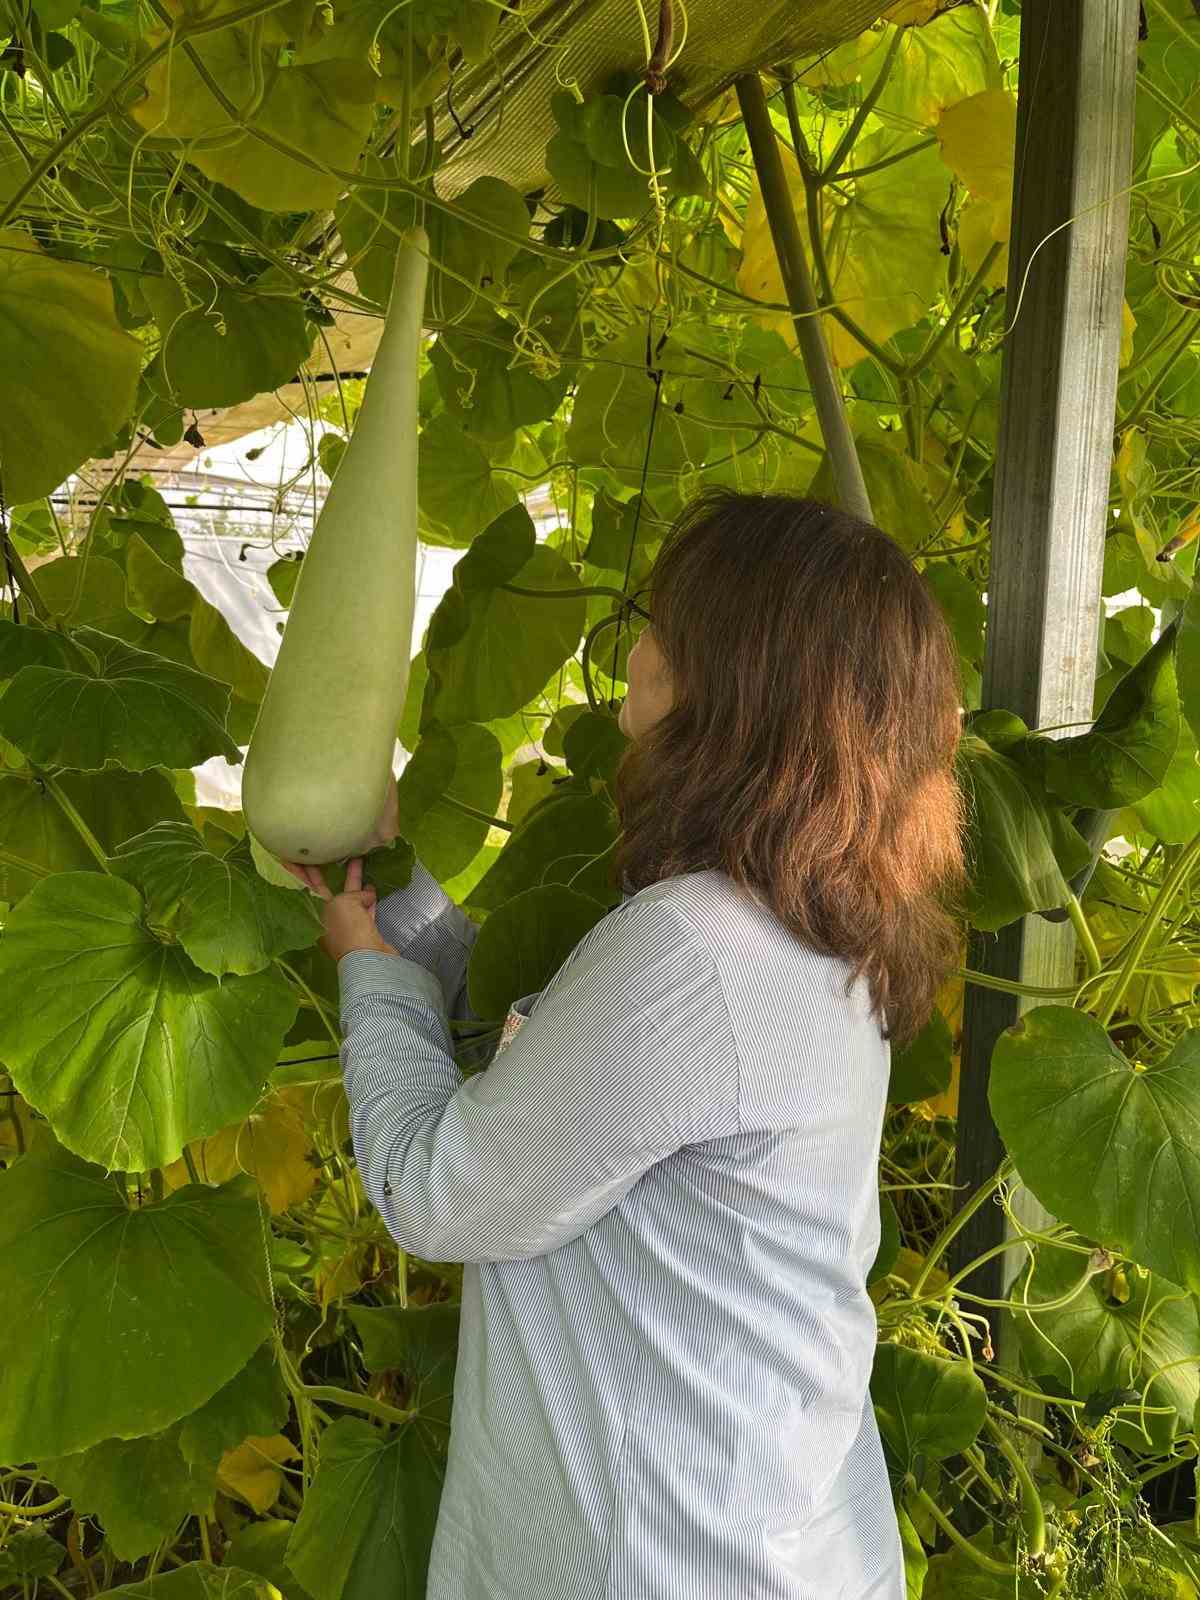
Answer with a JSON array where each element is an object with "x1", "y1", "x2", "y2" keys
[{"x1": 241, "y1": 228, "x2": 429, "y2": 864}]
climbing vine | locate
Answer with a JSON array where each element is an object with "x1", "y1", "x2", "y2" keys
[{"x1": 5, "y1": 1, "x2": 1200, "y2": 1596}]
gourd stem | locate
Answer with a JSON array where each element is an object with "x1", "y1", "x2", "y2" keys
[{"x1": 734, "y1": 72, "x2": 873, "y2": 523}]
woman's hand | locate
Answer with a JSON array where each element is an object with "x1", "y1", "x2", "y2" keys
[{"x1": 280, "y1": 856, "x2": 401, "y2": 964}]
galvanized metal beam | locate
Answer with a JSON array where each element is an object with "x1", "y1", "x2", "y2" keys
[{"x1": 949, "y1": 0, "x2": 1141, "y2": 1372}]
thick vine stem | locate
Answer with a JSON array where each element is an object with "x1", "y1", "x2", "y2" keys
[
  {"x1": 735, "y1": 72, "x2": 872, "y2": 523},
  {"x1": 983, "y1": 1412, "x2": 1047, "y2": 1557}
]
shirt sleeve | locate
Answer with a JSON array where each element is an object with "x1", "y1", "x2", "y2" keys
[
  {"x1": 371, "y1": 858, "x2": 481, "y2": 1024},
  {"x1": 336, "y1": 894, "x2": 740, "y2": 1264}
]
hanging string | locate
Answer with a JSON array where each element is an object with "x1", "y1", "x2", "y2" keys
[{"x1": 607, "y1": 327, "x2": 665, "y2": 702}]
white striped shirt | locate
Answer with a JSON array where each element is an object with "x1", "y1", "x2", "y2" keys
[{"x1": 337, "y1": 862, "x2": 905, "y2": 1599}]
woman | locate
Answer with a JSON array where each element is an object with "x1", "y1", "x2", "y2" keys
[{"x1": 284, "y1": 489, "x2": 966, "y2": 1600}]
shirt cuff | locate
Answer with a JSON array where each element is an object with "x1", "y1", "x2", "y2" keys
[{"x1": 337, "y1": 948, "x2": 446, "y2": 1016}]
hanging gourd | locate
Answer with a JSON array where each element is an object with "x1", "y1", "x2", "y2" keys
[{"x1": 241, "y1": 228, "x2": 429, "y2": 864}]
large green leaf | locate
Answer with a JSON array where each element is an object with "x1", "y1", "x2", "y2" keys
[
  {"x1": 888, "y1": 1006, "x2": 953, "y2": 1105},
  {"x1": 1175, "y1": 581, "x2": 1200, "y2": 750},
  {"x1": 1025, "y1": 620, "x2": 1180, "y2": 807},
  {"x1": 285, "y1": 1417, "x2": 445, "y2": 1600},
  {"x1": 810, "y1": 434, "x2": 937, "y2": 548},
  {"x1": 143, "y1": 273, "x2": 314, "y2": 409},
  {"x1": 1010, "y1": 1242, "x2": 1199, "y2": 1454},
  {"x1": 562, "y1": 710, "x2": 629, "y2": 788},
  {"x1": 0, "y1": 766, "x2": 189, "y2": 905},
  {"x1": 347, "y1": 1301, "x2": 459, "y2": 1427},
  {"x1": 339, "y1": 169, "x2": 528, "y2": 320},
  {"x1": 424, "y1": 504, "x2": 586, "y2": 724},
  {"x1": 41, "y1": 1426, "x2": 216, "y2": 1561},
  {"x1": 956, "y1": 733, "x2": 1090, "y2": 930},
  {"x1": 0, "y1": 872, "x2": 298, "y2": 1170},
  {"x1": 990, "y1": 1007, "x2": 1200, "y2": 1292},
  {"x1": 565, "y1": 326, "x2": 724, "y2": 487},
  {"x1": 177, "y1": 1341, "x2": 290, "y2": 1468},
  {"x1": 924, "y1": 1533, "x2": 1044, "y2": 1600},
  {"x1": 223, "y1": 1523, "x2": 318, "y2": 1600},
  {"x1": 133, "y1": 15, "x2": 375, "y2": 213},
  {"x1": 111, "y1": 821, "x2": 322, "y2": 977},
  {"x1": 0, "y1": 228, "x2": 140, "y2": 502},
  {"x1": 467, "y1": 884, "x2": 605, "y2": 1017},
  {"x1": 0, "y1": 1148, "x2": 274, "y2": 1461},
  {"x1": 0, "y1": 624, "x2": 240, "y2": 771},
  {"x1": 465, "y1": 792, "x2": 618, "y2": 912},
  {"x1": 505, "y1": 757, "x2": 564, "y2": 828},
  {"x1": 394, "y1": 723, "x2": 503, "y2": 880},
  {"x1": 96, "y1": 1562, "x2": 281, "y2": 1600},
  {"x1": 429, "y1": 316, "x2": 571, "y2": 443},
  {"x1": 584, "y1": 489, "x2": 657, "y2": 572},
  {"x1": 870, "y1": 1343, "x2": 987, "y2": 1489},
  {"x1": 417, "y1": 415, "x2": 519, "y2": 548},
  {"x1": 1130, "y1": 710, "x2": 1200, "y2": 843}
]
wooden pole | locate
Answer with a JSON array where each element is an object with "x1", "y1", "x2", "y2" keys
[
  {"x1": 950, "y1": 0, "x2": 1141, "y2": 1383},
  {"x1": 734, "y1": 73, "x2": 873, "y2": 524}
]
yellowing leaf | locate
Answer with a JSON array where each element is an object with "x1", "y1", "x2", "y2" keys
[
  {"x1": 216, "y1": 1434, "x2": 298, "y2": 1513},
  {"x1": 884, "y1": 0, "x2": 941, "y2": 19},
  {"x1": 738, "y1": 133, "x2": 949, "y2": 366},
  {"x1": 163, "y1": 1089, "x2": 319, "y2": 1214},
  {"x1": 0, "y1": 229, "x2": 141, "y2": 502},
  {"x1": 879, "y1": 6, "x2": 1003, "y2": 127},
  {"x1": 937, "y1": 89, "x2": 1016, "y2": 211},
  {"x1": 1121, "y1": 299, "x2": 1137, "y2": 368},
  {"x1": 937, "y1": 88, "x2": 1017, "y2": 285}
]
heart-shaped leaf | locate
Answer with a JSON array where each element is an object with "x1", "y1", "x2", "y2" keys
[
  {"x1": 0, "y1": 1148, "x2": 274, "y2": 1461},
  {"x1": 0, "y1": 625, "x2": 240, "y2": 771},
  {"x1": 1010, "y1": 1242, "x2": 1199, "y2": 1453},
  {"x1": 0, "y1": 228, "x2": 140, "y2": 501},
  {"x1": 0, "y1": 872, "x2": 298, "y2": 1170},
  {"x1": 990, "y1": 1006, "x2": 1200, "y2": 1291},
  {"x1": 285, "y1": 1417, "x2": 445, "y2": 1600},
  {"x1": 870, "y1": 1343, "x2": 987, "y2": 1488},
  {"x1": 467, "y1": 884, "x2": 606, "y2": 1018},
  {"x1": 111, "y1": 821, "x2": 322, "y2": 977}
]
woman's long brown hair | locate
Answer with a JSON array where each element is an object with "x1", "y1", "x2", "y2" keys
[{"x1": 612, "y1": 489, "x2": 967, "y2": 1051}]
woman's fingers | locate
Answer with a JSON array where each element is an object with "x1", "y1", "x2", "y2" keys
[
  {"x1": 345, "y1": 856, "x2": 363, "y2": 892},
  {"x1": 302, "y1": 864, "x2": 333, "y2": 899}
]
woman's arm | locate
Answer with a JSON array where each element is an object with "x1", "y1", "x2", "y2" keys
[
  {"x1": 372, "y1": 859, "x2": 481, "y2": 1023},
  {"x1": 336, "y1": 895, "x2": 739, "y2": 1264}
]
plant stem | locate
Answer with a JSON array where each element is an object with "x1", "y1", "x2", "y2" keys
[
  {"x1": 35, "y1": 771, "x2": 111, "y2": 872},
  {"x1": 1064, "y1": 892, "x2": 1103, "y2": 977},
  {"x1": 821, "y1": 25, "x2": 906, "y2": 185},
  {"x1": 905, "y1": 242, "x2": 1004, "y2": 380},
  {"x1": 299, "y1": 1384, "x2": 413, "y2": 1427},
  {"x1": 911, "y1": 1486, "x2": 1020, "y2": 1574},
  {"x1": 735, "y1": 72, "x2": 872, "y2": 522},
  {"x1": 1098, "y1": 826, "x2": 1200, "y2": 1026},
  {"x1": 983, "y1": 1413, "x2": 1046, "y2": 1556},
  {"x1": 908, "y1": 1156, "x2": 1014, "y2": 1299}
]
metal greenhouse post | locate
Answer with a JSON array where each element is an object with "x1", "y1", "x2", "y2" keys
[{"x1": 948, "y1": 0, "x2": 1140, "y2": 1374}]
